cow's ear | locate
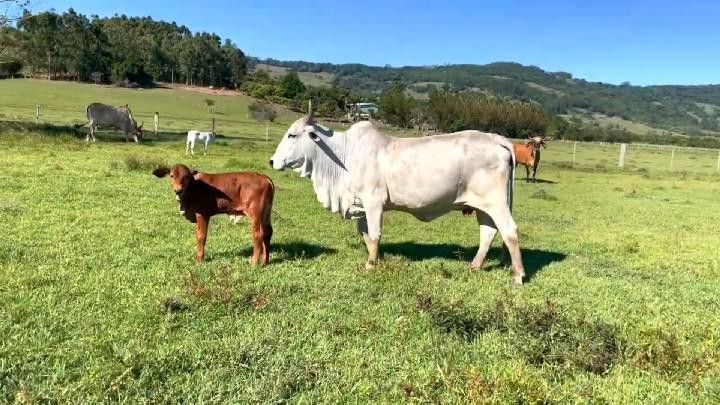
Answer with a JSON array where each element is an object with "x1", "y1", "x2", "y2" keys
[
  {"x1": 152, "y1": 167, "x2": 170, "y2": 178},
  {"x1": 308, "y1": 131, "x2": 319, "y2": 141}
]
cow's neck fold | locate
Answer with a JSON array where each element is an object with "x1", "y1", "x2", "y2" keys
[{"x1": 308, "y1": 125, "x2": 352, "y2": 216}]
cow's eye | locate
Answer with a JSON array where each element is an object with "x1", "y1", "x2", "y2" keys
[{"x1": 287, "y1": 134, "x2": 297, "y2": 138}]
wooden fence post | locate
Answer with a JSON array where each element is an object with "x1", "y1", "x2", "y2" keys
[
  {"x1": 572, "y1": 141, "x2": 577, "y2": 167},
  {"x1": 717, "y1": 150, "x2": 720, "y2": 172},
  {"x1": 211, "y1": 118, "x2": 215, "y2": 133},
  {"x1": 36, "y1": 105, "x2": 40, "y2": 125},
  {"x1": 670, "y1": 148, "x2": 675, "y2": 171},
  {"x1": 618, "y1": 143, "x2": 627, "y2": 168}
]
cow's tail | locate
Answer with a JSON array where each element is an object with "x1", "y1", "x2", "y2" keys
[
  {"x1": 504, "y1": 143, "x2": 516, "y2": 213},
  {"x1": 74, "y1": 105, "x2": 91, "y2": 128}
]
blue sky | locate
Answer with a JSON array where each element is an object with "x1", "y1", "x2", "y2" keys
[{"x1": 32, "y1": 0, "x2": 720, "y2": 86}]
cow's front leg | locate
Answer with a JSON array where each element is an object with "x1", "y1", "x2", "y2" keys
[
  {"x1": 195, "y1": 214, "x2": 210, "y2": 262},
  {"x1": 356, "y1": 205, "x2": 383, "y2": 269}
]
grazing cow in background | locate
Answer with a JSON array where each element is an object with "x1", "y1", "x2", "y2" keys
[
  {"x1": 514, "y1": 136, "x2": 548, "y2": 182},
  {"x1": 84, "y1": 103, "x2": 143, "y2": 143},
  {"x1": 270, "y1": 102, "x2": 525, "y2": 285},
  {"x1": 186, "y1": 130, "x2": 216, "y2": 156},
  {"x1": 152, "y1": 164, "x2": 274, "y2": 265}
]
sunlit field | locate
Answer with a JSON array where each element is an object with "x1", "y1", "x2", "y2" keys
[{"x1": 1, "y1": 80, "x2": 719, "y2": 403}]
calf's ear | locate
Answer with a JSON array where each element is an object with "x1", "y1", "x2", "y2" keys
[{"x1": 152, "y1": 167, "x2": 170, "y2": 178}]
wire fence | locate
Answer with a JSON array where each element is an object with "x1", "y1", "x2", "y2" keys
[
  {"x1": 2, "y1": 102, "x2": 720, "y2": 175},
  {"x1": 0, "y1": 102, "x2": 294, "y2": 142},
  {"x1": 533, "y1": 140, "x2": 720, "y2": 175}
]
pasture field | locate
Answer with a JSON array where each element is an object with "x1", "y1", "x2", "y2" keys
[{"x1": 1, "y1": 80, "x2": 720, "y2": 403}]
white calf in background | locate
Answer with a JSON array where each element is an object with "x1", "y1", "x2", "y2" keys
[{"x1": 186, "y1": 130, "x2": 216, "y2": 155}]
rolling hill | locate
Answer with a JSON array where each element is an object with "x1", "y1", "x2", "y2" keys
[{"x1": 253, "y1": 58, "x2": 720, "y2": 137}]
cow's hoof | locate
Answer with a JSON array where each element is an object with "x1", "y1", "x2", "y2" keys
[
  {"x1": 512, "y1": 275, "x2": 525, "y2": 286},
  {"x1": 469, "y1": 260, "x2": 483, "y2": 271},
  {"x1": 364, "y1": 261, "x2": 376, "y2": 270}
]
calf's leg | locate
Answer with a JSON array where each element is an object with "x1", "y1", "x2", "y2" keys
[
  {"x1": 261, "y1": 222, "x2": 273, "y2": 265},
  {"x1": 250, "y1": 217, "x2": 266, "y2": 266},
  {"x1": 195, "y1": 214, "x2": 210, "y2": 262}
]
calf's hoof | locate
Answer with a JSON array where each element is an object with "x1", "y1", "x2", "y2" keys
[
  {"x1": 512, "y1": 274, "x2": 525, "y2": 286},
  {"x1": 364, "y1": 261, "x2": 376, "y2": 270}
]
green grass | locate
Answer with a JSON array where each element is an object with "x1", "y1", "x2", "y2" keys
[{"x1": 1, "y1": 79, "x2": 720, "y2": 403}]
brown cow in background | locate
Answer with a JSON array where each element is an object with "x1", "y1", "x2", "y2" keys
[
  {"x1": 153, "y1": 164, "x2": 274, "y2": 265},
  {"x1": 514, "y1": 136, "x2": 549, "y2": 182}
]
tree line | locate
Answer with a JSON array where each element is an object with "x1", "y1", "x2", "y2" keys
[{"x1": 3, "y1": 8, "x2": 247, "y2": 87}]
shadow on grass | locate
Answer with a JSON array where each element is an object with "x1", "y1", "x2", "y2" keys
[
  {"x1": 381, "y1": 243, "x2": 566, "y2": 282},
  {"x1": 215, "y1": 242, "x2": 337, "y2": 264},
  {"x1": 518, "y1": 178, "x2": 557, "y2": 184}
]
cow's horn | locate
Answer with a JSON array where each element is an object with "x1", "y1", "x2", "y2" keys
[
  {"x1": 138, "y1": 121, "x2": 144, "y2": 129},
  {"x1": 306, "y1": 99, "x2": 315, "y2": 123}
]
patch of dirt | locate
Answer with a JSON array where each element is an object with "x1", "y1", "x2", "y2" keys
[{"x1": 158, "y1": 83, "x2": 242, "y2": 97}]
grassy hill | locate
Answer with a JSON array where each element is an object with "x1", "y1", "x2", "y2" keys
[{"x1": 254, "y1": 59, "x2": 720, "y2": 137}]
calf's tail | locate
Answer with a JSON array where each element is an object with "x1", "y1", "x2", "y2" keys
[{"x1": 263, "y1": 177, "x2": 275, "y2": 226}]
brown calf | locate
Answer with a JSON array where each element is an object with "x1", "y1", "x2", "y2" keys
[
  {"x1": 152, "y1": 164, "x2": 274, "y2": 265},
  {"x1": 514, "y1": 136, "x2": 548, "y2": 182}
]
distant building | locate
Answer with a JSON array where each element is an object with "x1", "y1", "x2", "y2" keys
[{"x1": 348, "y1": 102, "x2": 379, "y2": 121}]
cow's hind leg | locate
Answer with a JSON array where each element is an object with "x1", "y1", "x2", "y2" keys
[
  {"x1": 356, "y1": 205, "x2": 383, "y2": 269},
  {"x1": 470, "y1": 210, "x2": 498, "y2": 270},
  {"x1": 488, "y1": 205, "x2": 524, "y2": 285},
  {"x1": 467, "y1": 201, "x2": 524, "y2": 285}
]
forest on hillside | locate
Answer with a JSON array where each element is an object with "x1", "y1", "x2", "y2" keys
[
  {"x1": 0, "y1": 9, "x2": 247, "y2": 88},
  {"x1": 255, "y1": 59, "x2": 720, "y2": 137}
]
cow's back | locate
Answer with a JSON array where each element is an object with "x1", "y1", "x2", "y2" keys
[{"x1": 373, "y1": 130, "x2": 512, "y2": 210}]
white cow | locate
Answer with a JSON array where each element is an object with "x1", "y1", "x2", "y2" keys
[
  {"x1": 84, "y1": 103, "x2": 143, "y2": 143},
  {"x1": 270, "y1": 104, "x2": 526, "y2": 285},
  {"x1": 186, "y1": 130, "x2": 216, "y2": 156}
]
